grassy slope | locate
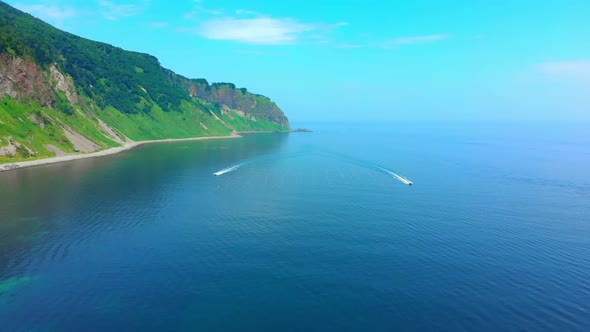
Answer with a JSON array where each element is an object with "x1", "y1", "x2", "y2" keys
[
  {"x1": 0, "y1": 96, "x2": 233, "y2": 163},
  {"x1": 0, "y1": 87, "x2": 291, "y2": 164},
  {"x1": 223, "y1": 110, "x2": 290, "y2": 132},
  {"x1": 195, "y1": 101, "x2": 289, "y2": 133},
  {"x1": 0, "y1": 97, "x2": 99, "y2": 163},
  {"x1": 96, "y1": 100, "x2": 231, "y2": 141},
  {"x1": 0, "y1": 91, "x2": 289, "y2": 164}
]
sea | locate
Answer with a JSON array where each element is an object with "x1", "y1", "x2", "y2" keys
[{"x1": 0, "y1": 122, "x2": 589, "y2": 331}]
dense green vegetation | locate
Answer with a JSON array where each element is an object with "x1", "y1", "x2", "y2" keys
[
  {"x1": 0, "y1": 1, "x2": 290, "y2": 164},
  {"x1": 0, "y1": 96, "x2": 90, "y2": 162},
  {"x1": 0, "y1": 2, "x2": 187, "y2": 114},
  {"x1": 0, "y1": 1, "x2": 289, "y2": 124},
  {"x1": 96, "y1": 101, "x2": 231, "y2": 142}
]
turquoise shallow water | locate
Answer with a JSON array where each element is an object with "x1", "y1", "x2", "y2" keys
[{"x1": 1, "y1": 122, "x2": 589, "y2": 331}]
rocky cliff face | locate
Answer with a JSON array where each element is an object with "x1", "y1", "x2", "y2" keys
[
  {"x1": 0, "y1": 53, "x2": 107, "y2": 158},
  {"x1": 0, "y1": 54, "x2": 82, "y2": 107},
  {"x1": 175, "y1": 78, "x2": 290, "y2": 128},
  {"x1": 0, "y1": 54, "x2": 55, "y2": 107},
  {"x1": 49, "y1": 64, "x2": 79, "y2": 105}
]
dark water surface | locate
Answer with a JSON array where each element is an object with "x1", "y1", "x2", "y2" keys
[{"x1": 1, "y1": 123, "x2": 589, "y2": 331}]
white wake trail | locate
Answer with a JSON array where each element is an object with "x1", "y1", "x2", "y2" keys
[
  {"x1": 376, "y1": 167, "x2": 413, "y2": 186},
  {"x1": 213, "y1": 164, "x2": 242, "y2": 176}
]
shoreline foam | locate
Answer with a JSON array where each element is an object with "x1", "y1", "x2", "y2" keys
[{"x1": 0, "y1": 133, "x2": 241, "y2": 172}]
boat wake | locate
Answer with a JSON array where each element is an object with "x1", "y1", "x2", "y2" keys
[
  {"x1": 213, "y1": 150, "x2": 413, "y2": 186},
  {"x1": 320, "y1": 150, "x2": 414, "y2": 186},
  {"x1": 212, "y1": 152, "x2": 305, "y2": 177},
  {"x1": 213, "y1": 164, "x2": 242, "y2": 176},
  {"x1": 377, "y1": 167, "x2": 413, "y2": 185}
]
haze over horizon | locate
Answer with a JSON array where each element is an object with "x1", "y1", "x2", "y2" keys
[{"x1": 6, "y1": 0, "x2": 590, "y2": 123}]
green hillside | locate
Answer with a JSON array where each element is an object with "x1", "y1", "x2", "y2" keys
[{"x1": 0, "y1": 1, "x2": 290, "y2": 164}]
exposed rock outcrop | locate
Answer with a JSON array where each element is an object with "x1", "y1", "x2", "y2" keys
[
  {"x1": 97, "y1": 118, "x2": 127, "y2": 144},
  {"x1": 0, "y1": 55, "x2": 55, "y2": 107},
  {"x1": 45, "y1": 144, "x2": 67, "y2": 156},
  {"x1": 0, "y1": 137, "x2": 34, "y2": 157},
  {"x1": 49, "y1": 65, "x2": 79, "y2": 105},
  {"x1": 61, "y1": 126, "x2": 100, "y2": 152},
  {"x1": 28, "y1": 114, "x2": 45, "y2": 128},
  {"x1": 0, "y1": 137, "x2": 17, "y2": 156}
]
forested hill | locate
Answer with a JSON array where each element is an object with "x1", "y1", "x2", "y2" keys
[{"x1": 0, "y1": 1, "x2": 290, "y2": 163}]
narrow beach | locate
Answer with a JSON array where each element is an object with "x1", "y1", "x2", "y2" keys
[{"x1": 0, "y1": 133, "x2": 241, "y2": 172}]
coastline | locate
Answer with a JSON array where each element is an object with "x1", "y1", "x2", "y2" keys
[
  {"x1": 237, "y1": 130, "x2": 292, "y2": 134},
  {"x1": 0, "y1": 133, "x2": 241, "y2": 172}
]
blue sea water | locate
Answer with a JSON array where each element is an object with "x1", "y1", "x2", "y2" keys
[{"x1": 0, "y1": 122, "x2": 589, "y2": 331}]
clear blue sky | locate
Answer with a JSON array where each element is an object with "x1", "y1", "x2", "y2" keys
[{"x1": 7, "y1": 0, "x2": 590, "y2": 122}]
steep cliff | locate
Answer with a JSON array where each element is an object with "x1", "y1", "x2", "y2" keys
[{"x1": 0, "y1": 1, "x2": 290, "y2": 163}]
